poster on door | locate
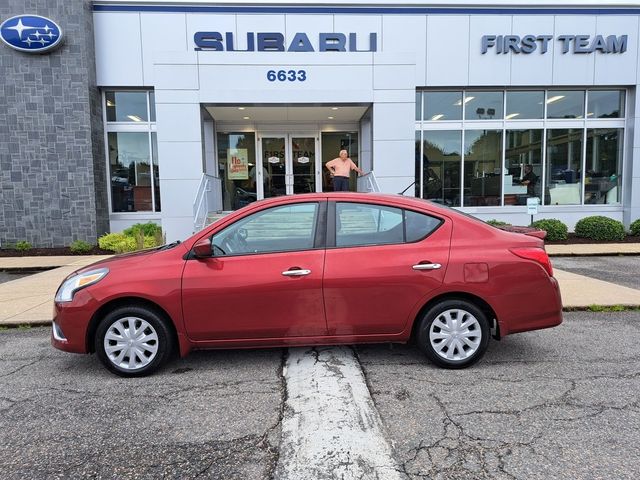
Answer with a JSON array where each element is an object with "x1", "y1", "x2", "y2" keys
[{"x1": 227, "y1": 148, "x2": 249, "y2": 180}]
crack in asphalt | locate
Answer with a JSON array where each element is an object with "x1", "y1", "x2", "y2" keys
[{"x1": 0, "y1": 356, "x2": 47, "y2": 378}]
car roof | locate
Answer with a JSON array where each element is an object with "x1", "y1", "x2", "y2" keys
[{"x1": 252, "y1": 192, "x2": 455, "y2": 216}]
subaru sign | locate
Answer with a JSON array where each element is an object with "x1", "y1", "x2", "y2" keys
[
  {"x1": 194, "y1": 31, "x2": 377, "y2": 52},
  {"x1": 0, "y1": 14, "x2": 64, "y2": 53}
]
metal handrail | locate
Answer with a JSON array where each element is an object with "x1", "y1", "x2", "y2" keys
[
  {"x1": 357, "y1": 171, "x2": 380, "y2": 193},
  {"x1": 193, "y1": 173, "x2": 221, "y2": 232}
]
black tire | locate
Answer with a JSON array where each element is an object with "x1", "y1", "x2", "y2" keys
[
  {"x1": 95, "y1": 305, "x2": 173, "y2": 377},
  {"x1": 416, "y1": 299, "x2": 490, "y2": 369}
]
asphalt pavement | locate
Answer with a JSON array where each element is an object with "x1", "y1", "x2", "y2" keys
[
  {"x1": 358, "y1": 311, "x2": 640, "y2": 479},
  {"x1": 2, "y1": 311, "x2": 639, "y2": 479},
  {"x1": 0, "y1": 329, "x2": 284, "y2": 479},
  {"x1": 551, "y1": 255, "x2": 640, "y2": 290}
]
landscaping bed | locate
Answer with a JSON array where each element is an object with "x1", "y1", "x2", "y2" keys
[
  {"x1": 0, "y1": 247, "x2": 112, "y2": 257},
  {"x1": 545, "y1": 234, "x2": 640, "y2": 245}
]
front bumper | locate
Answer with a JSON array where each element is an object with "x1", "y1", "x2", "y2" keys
[{"x1": 51, "y1": 288, "x2": 99, "y2": 354}]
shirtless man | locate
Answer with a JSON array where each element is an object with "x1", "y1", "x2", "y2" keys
[{"x1": 325, "y1": 150, "x2": 364, "y2": 192}]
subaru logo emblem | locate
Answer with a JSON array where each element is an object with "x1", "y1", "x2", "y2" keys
[{"x1": 0, "y1": 14, "x2": 64, "y2": 53}]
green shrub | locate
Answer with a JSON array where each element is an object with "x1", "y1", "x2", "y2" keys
[
  {"x1": 69, "y1": 240, "x2": 93, "y2": 254},
  {"x1": 123, "y1": 222, "x2": 162, "y2": 238},
  {"x1": 531, "y1": 219, "x2": 568, "y2": 241},
  {"x1": 486, "y1": 219, "x2": 511, "y2": 227},
  {"x1": 98, "y1": 232, "x2": 160, "y2": 253},
  {"x1": 15, "y1": 241, "x2": 32, "y2": 251},
  {"x1": 574, "y1": 216, "x2": 625, "y2": 241},
  {"x1": 630, "y1": 219, "x2": 640, "y2": 236},
  {"x1": 98, "y1": 233, "x2": 137, "y2": 253}
]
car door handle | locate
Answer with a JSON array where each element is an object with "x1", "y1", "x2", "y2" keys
[
  {"x1": 412, "y1": 263, "x2": 442, "y2": 271},
  {"x1": 282, "y1": 269, "x2": 311, "y2": 276}
]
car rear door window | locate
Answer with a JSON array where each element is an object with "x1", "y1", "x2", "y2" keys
[
  {"x1": 212, "y1": 202, "x2": 319, "y2": 256},
  {"x1": 405, "y1": 209, "x2": 442, "y2": 242},
  {"x1": 335, "y1": 202, "x2": 441, "y2": 247}
]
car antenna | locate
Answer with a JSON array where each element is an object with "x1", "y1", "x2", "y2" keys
[{"x1": 398, "y1": 181, "x2": 416, "y2": 196}]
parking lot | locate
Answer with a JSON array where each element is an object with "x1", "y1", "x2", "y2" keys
[
  {"x1": 551, "y1": 255, "x2": 640, "y2": 290},
  {"x1": 1, "y1": 311, "x2": 639, "y2": 479}
]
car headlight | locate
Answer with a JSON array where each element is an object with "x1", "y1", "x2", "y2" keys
[{"x1": 55, "y1": 268, "x2": 109, "y2": 303}]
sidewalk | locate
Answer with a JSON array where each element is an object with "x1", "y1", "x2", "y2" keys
[
  {"x1": 0, "y1": 256, "x2": 110, "y2": 327},
  {"x1": 1, "y1": 249, "x2": 639, "y2": 327},
  {"x1": 546, "y1": 243, "x2": 640, "y2": 256}
]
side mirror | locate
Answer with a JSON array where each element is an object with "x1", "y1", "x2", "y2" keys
[{"x1": 192, "y1": 237, "x2": 213, "y2": 258}]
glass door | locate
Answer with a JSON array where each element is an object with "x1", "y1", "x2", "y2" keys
[
  {"x1": 290, "y1": 136, "x2": 318, "y2": 194},
  {"x1": 260, "y1": 136, "x2": 288, "y2": 198},
  {"x1": 259, "y1": 133, "x2": 320, "y2": 198}
]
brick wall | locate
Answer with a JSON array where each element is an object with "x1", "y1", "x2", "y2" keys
[{"x1": 0, "y1": 0, "x2": 108, "y2": 248}]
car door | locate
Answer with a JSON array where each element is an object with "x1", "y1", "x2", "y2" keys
[
  {"x1": 182, "y1": 201, "x2": 328, "y2": 341},
  {"x1": 323, "y1": 200, "x2": 451, "y2": 336}
]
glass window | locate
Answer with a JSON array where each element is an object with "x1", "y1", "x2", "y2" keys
[
  {"x1": 106, "y1": 91, "x2": 148, "y2": 122},
  {"x1": 336, "y1": 203, "x2": 403, "y2": 247},
  {"x1": 546, "y1": 129, "x2": 584, "y2": 205},
  {"x1": 506, "y1": 91, "x2": 544, "y2": 119},
  {"x1": 585, "y1": 129, "x2": 623, "y2": 204},
  {"x1": 504, "y1": 130, "x2": 543, "y2": 203},
  {"x1": 415, "y1": 91, "x2": 422, "y2": 121},
  {"x1": 151, "y1": 132, "x2": 160, "y2": 211},
  {"x1": 587, "y1": 90, "x2": 625, "y2": 118},
  {"x1": 463, "y1": 130, "x2": 503, "y2": 206},
  {"x1": 149, "y1": 91, "x2": 156, "y2": 122},
  {"x1": 212, "y1": 203, "x2": 318, "y2": 256},
  {"x1": 415, "y1": 131, "x2": 422, "y2": 197},
  {"x1": 405, "y1": 210, "x2": 441, "y2": 242},
  {"x1": 422, "y1": 130, "x2": 462, "y2": 207},
  {"x1": 108, "y1": 132, "x2": 153, "y2": 212},
  {"x1": 546, "y1": 90, "x2": 585, "y2": 119},
  {"x1": 465, "y1": 91, "x2": 504, "y2": 120},
  {"x1": 217, "y1": 132, "x2": 257, "y2": 211},
  {"x1": 424, "y1": 91, "x2": 463, "y2": 121}
]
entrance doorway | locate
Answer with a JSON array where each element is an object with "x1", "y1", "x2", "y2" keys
[{"x1": 258, "y1": 134, "x2": 320, "y2": 198}]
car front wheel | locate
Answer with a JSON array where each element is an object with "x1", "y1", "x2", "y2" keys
[
  {"x1": 416, "y1": 299, "x2": 490, "y2": 369},
  {"x1": 95, "y1": 305, "x2": 173, "y2": 377}
]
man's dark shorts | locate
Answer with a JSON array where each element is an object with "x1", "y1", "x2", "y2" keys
[{"x1": 333, "y1": 176, "x2": 350, "y2": 192}]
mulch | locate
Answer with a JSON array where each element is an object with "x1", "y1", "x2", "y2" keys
[
  {"x1": 545, "y1": 234, "x2": 640, "y2": 245},
  {"x1": 0, "y1": 247, "x2": 113, "y2": 257}
]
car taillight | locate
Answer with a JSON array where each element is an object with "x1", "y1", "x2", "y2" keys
[{"x1": 509, "y1": 247, "x2": 553, "y2": 277}]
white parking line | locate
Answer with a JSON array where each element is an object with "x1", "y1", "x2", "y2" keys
[{"x1": 275, "y1": 346, "x2": 406, "y2": 480}]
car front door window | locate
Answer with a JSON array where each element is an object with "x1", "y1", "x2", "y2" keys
[{"x1": 212, "y1": 203, "x2": 319, "y2": 256}]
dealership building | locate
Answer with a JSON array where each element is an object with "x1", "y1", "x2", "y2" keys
[{"x1": 1, "y1": 0, "x2": 640, "y2": 246}]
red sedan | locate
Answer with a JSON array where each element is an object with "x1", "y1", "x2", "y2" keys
[{"x1": 52, "y1": 193, "x2": 562, "y2": 376}]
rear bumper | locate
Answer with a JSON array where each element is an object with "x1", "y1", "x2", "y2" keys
[
  {"x1": 51, "y1": 289, "x2": 98, "y2": 354},
  {"x1": 492, "y1": 276, "x2": 563, "y2": 337}
]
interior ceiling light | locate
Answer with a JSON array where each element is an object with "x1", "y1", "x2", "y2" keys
[
  {"x1": 106, "y1": 100, "x2": 114, "y2": 107},
  {"x1": 546, "y1": 95, "x2": 566, "y2": 104},
  {"x1": 454, "y1": 96, "x2": 475, "y2": 106},
  {"x1": 505, "y1": 113, "x2": 520, "y2": 119},
  {"x1": 238, "y1": 107, "x2": 246, "y2": 110},
  {"x1": 331, "y1": 107, "x2": 339, "y2": 110},
  {"x1": 328, "y1": 116, "x2": 334, "y2": 119},
  {"x1": 430, "y1": 114, "x2": 444, "y2": 121},
  {"x1": 243, "y1": 116, "x2": 250, "y2": 120},
  {"x1": 127, "y1": 115, "x2": 142, "y2": 122}
]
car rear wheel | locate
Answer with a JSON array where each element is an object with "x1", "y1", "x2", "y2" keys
[
  {"x1": 95, "y1": 305, "x2": 173, "y2": 377},
  {"x1": 416, "y1": 299, "x2": 490, "y2": 369}
]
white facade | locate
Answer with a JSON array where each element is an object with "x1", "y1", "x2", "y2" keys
[{"x1": 93, "y1": 1, "x2": 640, "y2": 241}]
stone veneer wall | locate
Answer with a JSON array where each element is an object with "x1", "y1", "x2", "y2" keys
[{"x1": 0, "y1": 0, "x2": 108, "y2": 248}]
